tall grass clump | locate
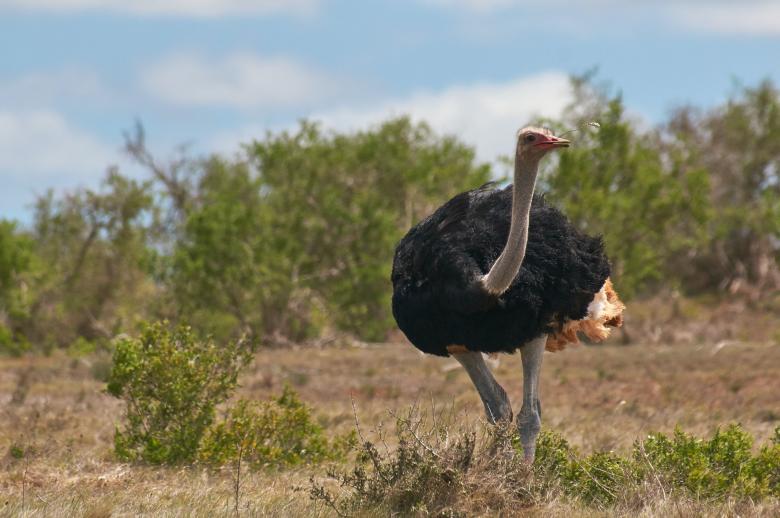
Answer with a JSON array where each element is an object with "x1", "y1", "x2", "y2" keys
[{"x1": 310, "y1": 409, "x2": 536, "y2": 516}]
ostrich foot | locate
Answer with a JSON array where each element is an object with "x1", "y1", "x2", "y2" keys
[{"x1": 517, "y1": 404, "x2": 541, "y2": 463}]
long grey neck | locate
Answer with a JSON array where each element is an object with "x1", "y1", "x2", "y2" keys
[{"x1": 481, "y1": 150, "x2": 540, "y2": 295}]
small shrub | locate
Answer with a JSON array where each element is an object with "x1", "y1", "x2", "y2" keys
[
  {"x1": 67, "y1": 337, "x2": 99, "y2": 357},
  {"x1": 106, "y1": 321, "x2": 251, "y2": 464},
  {"x1": 200, "y1": 386, "x2": 354, "y2": 469},
  {"x1": 574, "y1": 451, "x2": 635, "y2": 505},
  {"x1": 533, "y1": 429, "x2": 576, "y2": 484},
  {"x1": 0, "y1": 324, "x2": 30, "y2": 357},
  {"x1": 750, "y1": 429, "x2": 780, "y2": 497},
  {"x1": 89, "y1": 353, "x2": 113, "y2": 383},
  {"x1": 9, "y1": 443, "x2": 25, "y2": 459}
]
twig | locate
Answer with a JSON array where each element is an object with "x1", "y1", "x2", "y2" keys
[
  {"x1": 429, "y1": 392, "x2": 438, "y2": 432},
  {"x1": 21, "y1": 450, "x2": 29, "y2": 518},
  {"x1": 234, "y1": 439, "x2": 245, "y2": 516},
  {"x1": 388, "y1": 409, "x2": 442, "y2": 460},
  {"x1": 575, "y1": 458, "x2": 618, "y2": 501},
  {"x1": 350, "y1": 394, "x2": 391, "y2": 484},
  {"x1": 349, "y1": 393, "x2": 367, "y2": 446},
  {"x1": 638, "y1": 442, "x2": 667, "y2": 501},
  {"x1": 376, "y1": 420, "x2": 391, "y2": 455}
]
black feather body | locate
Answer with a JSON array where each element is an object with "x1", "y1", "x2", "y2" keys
[{"x1": 391, "y1": 183, "x2": 611, "y2": 356}]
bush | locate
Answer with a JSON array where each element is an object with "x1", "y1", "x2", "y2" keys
[
  {"x1": 0, "y1": 324, "x2": 30, "y2": 357},
  {"x1": 200, "y1": 386, "x2": 354, "y2": 469},
  {"x1": 106, "y1": 321, "x2": 251, "y2": 464},
  {"x1": 639, "y1": 424, "x2": 780, "y2": 499}
]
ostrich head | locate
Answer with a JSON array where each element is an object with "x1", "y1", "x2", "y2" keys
[{"x1": 516, "y1": 126, "x2": 570, "y2": 160}]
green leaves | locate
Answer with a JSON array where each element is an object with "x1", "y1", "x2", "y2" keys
[
  {"x1": 0, "y1": 220, "x2": 36, "y2": 355},
  {"x1": 199, "y1": 387, "x2": 354, "y2": 469},
  {"x1": 545, "y1": 88, "x2": 711, "y2": 299},
  {"x1": 638, "y1": 424, "x2": 780, "y2": 499}
]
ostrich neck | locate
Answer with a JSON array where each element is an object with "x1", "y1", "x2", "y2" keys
[{"x1": 481, "y1": 152, "x2": 540, "y2": 295}]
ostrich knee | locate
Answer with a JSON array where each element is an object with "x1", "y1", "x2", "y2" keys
[
  {"x1": 483, "y1": 381, "x2": 513, "y2": 424},
  {"x1": 452, "y1": 350, "x2": 513, "y2": 424}
]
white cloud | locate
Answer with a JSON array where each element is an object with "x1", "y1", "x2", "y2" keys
[
  {"x1": 317, "y1": 71, "x2": 571, "y2": 162},
  {"x1": 426, "y1": 0, "x2": 780, "y2": 36},
  {"x1": 671, "y1": 2, "x2": 780, "y2": 36},
  {"x1": 0, "y1": 67, "x2": 111, "y2": 108},
  {"x1": 421, "y1": 0, "x2": 649, "y2": 11},
  {"x1": 142, "y1": 53, "x2": 343, "y2": 109},
  {"x1": 0, "y1": 0, "x2": 318, "y2": 17},
  {"x1": 211, "y1": 71, "x2": 572, "y2": 163},
  {"x1": 0, "y1": 110, "x2": 114, "y2": 179},
  {"x1": 422, "y1": 0, "x2": 520, "y2": 10}
]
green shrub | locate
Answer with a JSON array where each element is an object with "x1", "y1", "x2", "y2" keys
[
  {"x1": 0, "y1": 324, "x2": 30, "y2": 357},
  {"x1": 534, "y1": 424, "x2": 780, "y2": 506},
  {"x1": 106, "y1": 321, "x2": 251, "y2": 464},
  {"x1": 532, "y1": 430, "x2": 634, "y2": 506},
  {"x1": 200, "y1": 386, "x2": 354, "y2": 469},
  {"x1": 9, "y1": 443, "x2": 25, "y2": 460},
  {"x1": 750, "y1": 429, "x2": 780, "y2": 497},
  {"x1": 639, "y1": 424, "x2": 779, "y2": 499}
]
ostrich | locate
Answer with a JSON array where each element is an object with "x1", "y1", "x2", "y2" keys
[{"x1": 391, "y1": 126, "x2": 625, "y2": 462}]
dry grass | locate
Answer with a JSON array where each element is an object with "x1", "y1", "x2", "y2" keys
[{"x1": 1, "y1": 335, "x2": 779, "y2": 516}]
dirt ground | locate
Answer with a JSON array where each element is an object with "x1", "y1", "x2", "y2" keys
[{"x1": 1, "y1": 338, "x2": 779, "y2": 516}]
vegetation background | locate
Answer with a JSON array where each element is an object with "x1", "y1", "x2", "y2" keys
[{"x1": 2, "y1": 76, "x2": 778, "y2": 352}]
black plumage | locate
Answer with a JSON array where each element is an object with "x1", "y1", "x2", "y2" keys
[{"x1": 391, "y1": 183, "x2": 611, "y2": 357}]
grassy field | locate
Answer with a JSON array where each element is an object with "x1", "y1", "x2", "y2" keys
[{"x1": 2, "y1": 338, "x2": 779, "y2": 516}]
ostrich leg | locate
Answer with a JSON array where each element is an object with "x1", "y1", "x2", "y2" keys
[
  {"x1": 452, "y1": 351, "x2": 513, "y2": 424},
  {"x1": 518, "y1": 334, "x2": 546, "y2": 462}
]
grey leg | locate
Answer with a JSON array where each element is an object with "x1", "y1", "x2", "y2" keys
[
  {"x1": 518, "y1": 334, "x2": 546, "y2": 462},
  {"x1": 453, "y1": 351, "x2": 513, "y2": 424}
]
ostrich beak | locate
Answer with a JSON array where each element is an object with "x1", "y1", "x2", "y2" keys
[{"x1": 536, "y1": 135, "x2": 570, "y2": 149}]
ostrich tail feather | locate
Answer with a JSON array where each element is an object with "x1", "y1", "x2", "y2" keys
[{"x1": 545, "y1": 278, "x2": 625, "y2": 352}]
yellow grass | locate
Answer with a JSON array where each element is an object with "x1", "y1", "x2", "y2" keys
[{"x1": 2, "y1": 338, "x2": 779, "y2": 516}]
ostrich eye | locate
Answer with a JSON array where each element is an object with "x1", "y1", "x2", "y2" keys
[{"x1": 525, "y1": 134, "x2": 536, "y2": 143}]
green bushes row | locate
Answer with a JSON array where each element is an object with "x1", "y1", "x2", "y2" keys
[
  {"x1": 312, "y1": 415, "x2": 780, "y2": 515},
  {"x1": 106, "y1": 321, "x2": 352, "y2": 467},
  {"x1": 535, "y1": 425, "x2": 780, "y2": 505}
]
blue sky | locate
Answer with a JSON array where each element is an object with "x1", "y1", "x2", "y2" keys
[{"x1": 1, "y1": 0, "x2": 777, "y2": 222}]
